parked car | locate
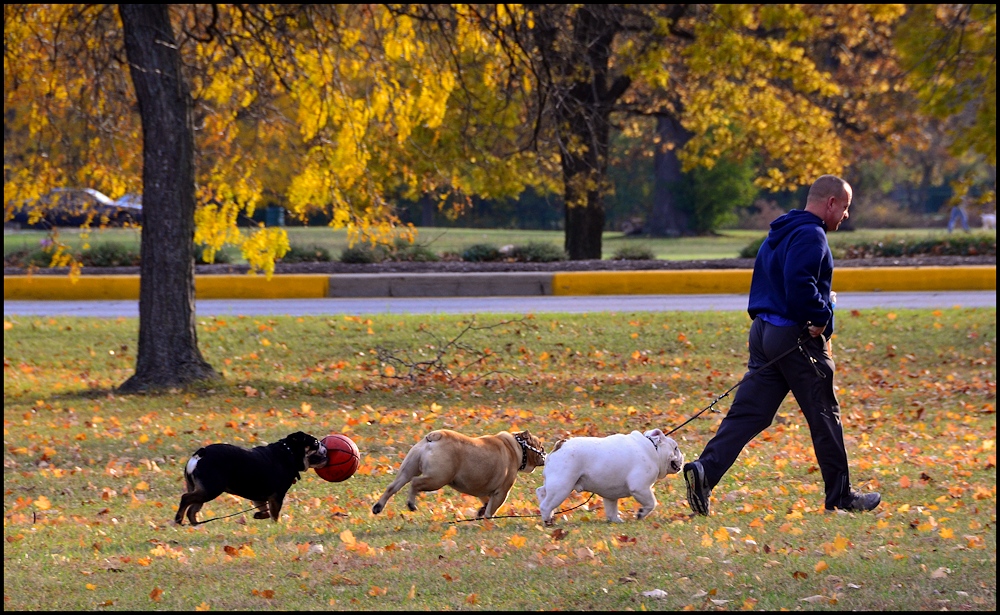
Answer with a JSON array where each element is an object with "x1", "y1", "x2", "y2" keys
[{"x1": 6, "y1": 188, "x2": 142, "y2": 228}]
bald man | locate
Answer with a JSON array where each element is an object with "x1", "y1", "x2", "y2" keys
[{"x1": 684, "y1": 174, "x2": 881, "y2": 515}]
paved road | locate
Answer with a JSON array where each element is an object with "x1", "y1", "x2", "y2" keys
[{"x1": 4, "y1": 291, "x2": 995, "y2": 318}]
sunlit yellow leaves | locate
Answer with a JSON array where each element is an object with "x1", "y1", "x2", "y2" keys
[
  {"x1": 509, "y1": 534, "x2": 527, "y2": 549},
  {"x1": 814, "y1": 560, "x2": 828, "y2": 573},
  {"x1": 222, "y1": 543, "x2": 255, "y2": 558},
  {"x1": 34, "y1": 495, "x2": 52, "y2": 510},
  {"x1": 822, "y1": 534, "x2": 849, "y2": 557}
]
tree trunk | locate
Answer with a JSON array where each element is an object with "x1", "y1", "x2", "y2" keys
[
  {"x1": 118, "y1": 4, "x2": 218, "y2": 392},
  {"x1": 529, "y1": 5, "x2": 630, "y2": 260},
  {"x1": 646, "y1": 113, "x2": 694, "y2": 237},
  {"x1": 561, "y1": 94, "x2": 608, "y2": 260}
]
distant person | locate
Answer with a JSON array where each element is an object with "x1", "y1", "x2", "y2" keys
[
  {"x1": 948, "y1": 197, "x2": 970, "y2": 233},
  {"x1": 684, "y1": 174, "x2": 881, "y2": 516}
]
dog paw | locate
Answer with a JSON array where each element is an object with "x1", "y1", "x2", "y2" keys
[
  {"x1": 371, "y1": 503, "x2": 383, "y2": 515},
  {"x1": 406, "y1": 502, "x2": 417, "y2": 512}
]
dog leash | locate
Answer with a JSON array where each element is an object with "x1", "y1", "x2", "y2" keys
[
  {"x1": 189, "y1": 505, "x2": 263, "y2": 525},
  {"x1": 664, "y1": 329, "x2": 821, "y2": 438},
  {"x1": 447, "y1": 493, "x2": 596, "y2": 524}
]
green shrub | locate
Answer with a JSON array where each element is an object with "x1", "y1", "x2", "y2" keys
[
  {"x1": 739, "y1": 235, "x2": 767, "y2": 258},
  {"x1": 339, "y1": 243, "x2": 387, "y2": 264},
  {"x1": 611, "y1": 244, "x2": 656, "y2": 260},
  {"x1": 194, "y1": 245, "x2": 234, "y2": 265},
  {"x1": 81, "y1": 242, "x2": 140, "y2": 267},
  {"x1": 389, "y1": 238, "x2": 440, "y2": 262},
  {"x1": 3, "y1": 248, "x2": 54, "y2": 268},
  {"x1": 280, "y1": 244, "x2": 332, "y2": 263},
  {"x1": 510, "y1": 241, "x2": 567, "y2": 262},
  {"x1": 461, "y1": 243, "x2": 503, "y2": 262}
]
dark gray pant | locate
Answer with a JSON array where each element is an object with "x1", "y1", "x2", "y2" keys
[{"x1": 696, "y1": 317, "x2": 851, "y2": 510}]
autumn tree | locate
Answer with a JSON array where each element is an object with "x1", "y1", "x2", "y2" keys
[
  {"x1": 417, "y1": 5, "x2": 912, "y2": 250},
  {"x1": 894, "y1": 4, "x2": 996, "y2": 204},
  {"x1": 625, "y1": 5, "x2": 913, "y2": 236},
  {"x1": 4, "y1": 4, "x2": 541, "y2": 390}
]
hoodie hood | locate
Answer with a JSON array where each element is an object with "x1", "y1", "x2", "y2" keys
[{"x1": 766, "y1": 209, "x2": 825, "y2": 249}]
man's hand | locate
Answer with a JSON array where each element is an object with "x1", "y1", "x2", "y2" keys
[{"x1": 808, "y1": 324, "x2": 826, "y2": 338}]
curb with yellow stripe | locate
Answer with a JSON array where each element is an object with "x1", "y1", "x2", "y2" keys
[{"x1": 3, "y1": 266, "x2": 995, "y2": 301}]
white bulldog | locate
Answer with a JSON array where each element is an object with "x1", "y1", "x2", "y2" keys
[{"x1": 536, "y1": 429, "x2": 684, "y2": 525}]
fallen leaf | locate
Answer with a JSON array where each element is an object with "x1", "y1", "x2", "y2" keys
[
  {"x1": 800, "y1": 595, "x2": 827, "y2": 603},
  {"x1": 642, "y1": 589, "x2": 669, "y2": 599},
  {"x1": 150, "y1": 587, "x2": 163, "y2": 602}
]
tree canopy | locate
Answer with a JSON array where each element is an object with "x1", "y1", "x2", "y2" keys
[{"x1": 4, "y1": 4, "x2": 995, "y2": 389}]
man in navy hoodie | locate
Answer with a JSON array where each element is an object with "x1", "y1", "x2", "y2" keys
[{"x1": 684, "y1": 174, "x2": 881, "y2": 515}]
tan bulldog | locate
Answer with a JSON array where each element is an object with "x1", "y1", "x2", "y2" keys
[{"x1": 371, "y1": 429, "x2": 545, "y2": 519}]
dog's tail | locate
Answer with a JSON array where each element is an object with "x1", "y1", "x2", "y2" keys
[
  {"x1": 183, "y1": 450, "x2": 204, "y2": 493},
  {"x1": 550, "y1": 438, "x2": 568, "y2": 454}
]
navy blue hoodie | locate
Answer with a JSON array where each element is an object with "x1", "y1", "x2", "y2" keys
[{"x1": 747, "y1": 209, "x2": 835, "y2": 336}]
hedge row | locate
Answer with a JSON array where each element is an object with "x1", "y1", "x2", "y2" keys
[
  {"x1": 738, "y1": 233, "x2": 996, "y2": 259},
  {"x1": 5, "y1": 234, "x2": 995, "y2": 268}
]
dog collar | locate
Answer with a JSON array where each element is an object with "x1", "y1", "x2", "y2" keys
[
  {"x1": 514, "y1": 434, "x2": 545, "y2": 470},
  {"x1": 646, "y1": 435, "x2": 659, "y2": 450}
]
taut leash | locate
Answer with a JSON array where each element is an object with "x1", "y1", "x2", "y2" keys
[{"x1": 664, "y1": 330, "x2": 819, "y2": 438}]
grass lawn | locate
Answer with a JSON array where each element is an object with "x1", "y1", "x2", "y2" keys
[
  {"x1": 3, "y1": 308, "x2": 995, "y2": 610},
  {"x1": 5, "y1": 225, "x2": 988, "y2": 263}
]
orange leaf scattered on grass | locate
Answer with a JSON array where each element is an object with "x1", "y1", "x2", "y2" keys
[{"x1": 150, "y1": 587, "x2": 163, "y2": 602}]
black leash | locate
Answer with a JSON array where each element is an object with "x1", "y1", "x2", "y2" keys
[
  {"x1": 664, "y1": 330, "x2": 821, "y2": 438},
  {"x1": 447, "y1": 493, "x2": 596, "y2": 524},
  {"x1": 189, "y1": 505, "x2": 262, "y2": 525}
]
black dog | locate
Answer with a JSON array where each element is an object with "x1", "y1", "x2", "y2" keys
[{"x1": 175, "y1": 431, "x2": 327, "y2": 526}]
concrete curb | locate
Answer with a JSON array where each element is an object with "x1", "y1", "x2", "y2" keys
[{"x1": 3, "y1": 266, "x2": 995, "y2": 300}]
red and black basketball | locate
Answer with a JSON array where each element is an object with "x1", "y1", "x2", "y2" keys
[{"x1": 314, "y1": 434, "x2": 360, "y2": 483}]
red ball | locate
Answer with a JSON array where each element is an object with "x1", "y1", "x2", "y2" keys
[{"x1": 314, "y1": 434, "x2": 360, "y2": 483}]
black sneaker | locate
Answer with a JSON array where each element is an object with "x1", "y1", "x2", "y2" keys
[
  {"x1": 827, "y1": 491, "x2": 881, "y2": 513},
  {"x1": 684, "y1": 461, "x2": 711, "y2": 516}
]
